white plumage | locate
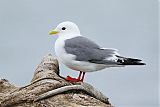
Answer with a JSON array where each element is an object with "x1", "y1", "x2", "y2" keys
[{"x1": 49, "y1": 21, "x2": 145, "y2": 82}]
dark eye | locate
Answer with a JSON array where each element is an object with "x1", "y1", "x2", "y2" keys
[{"x1": 62, "y1": 27, "x2": 66, "y2": 30}]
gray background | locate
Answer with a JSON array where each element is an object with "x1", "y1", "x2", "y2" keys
[{"x1": 0, "y1": 0, "x2": 158, "y2": 107}]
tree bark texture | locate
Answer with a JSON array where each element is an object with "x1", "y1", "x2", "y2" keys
[{"x1": 0, "y1": 54, "x2": 113, "y2": 107}]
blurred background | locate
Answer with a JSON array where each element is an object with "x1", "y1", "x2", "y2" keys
[{"x1": 0, "y1": 0, "x2": 158, "y2": 107}]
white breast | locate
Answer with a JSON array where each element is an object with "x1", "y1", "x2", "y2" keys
[{"x1": 55, "y1": 35, "x2": 77, "y2": 66}]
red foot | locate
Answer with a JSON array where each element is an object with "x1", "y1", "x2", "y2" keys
[{"x1": 66, "y1": 76, "x2": 81, "y2": 82}]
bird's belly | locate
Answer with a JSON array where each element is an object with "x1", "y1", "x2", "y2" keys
[{"x1": 66, "y1": 61, "x2": 107, "y2": 72}]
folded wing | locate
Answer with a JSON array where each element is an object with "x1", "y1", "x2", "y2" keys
[{"x1": 64, "y1": 36, "x2": 120, "y2": 65}]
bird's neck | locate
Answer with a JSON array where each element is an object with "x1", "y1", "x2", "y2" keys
[{"x1": 58, "y1": 33, "x2": 82, "y2": 40}]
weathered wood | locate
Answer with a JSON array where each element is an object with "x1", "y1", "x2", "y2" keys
[{"x1": 0, "y1": 54, "x2": 113, "y2": 107}]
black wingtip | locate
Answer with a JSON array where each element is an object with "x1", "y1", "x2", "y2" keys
[
  {"x1": 119, "y1": 62, "x2": 146, "y2": 65},
  {"x1": 117, "y1": 56, "x2": 146, "y2": 65}
]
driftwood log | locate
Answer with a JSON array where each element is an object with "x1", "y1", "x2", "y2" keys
[{"x1": 0, "y1": 54, "x2": 113, "y2": 107}]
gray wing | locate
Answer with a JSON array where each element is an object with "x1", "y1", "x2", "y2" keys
[{"x1": 64, "y1": 36, "x2": 120, "y2": 65}]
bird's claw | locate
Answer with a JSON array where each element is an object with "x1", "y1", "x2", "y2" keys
[{"x1": 66, "y1": 76, "x2": 81, "y2": 82}]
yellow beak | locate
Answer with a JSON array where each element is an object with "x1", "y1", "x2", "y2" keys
[{"x1": 49, "y1": 29, "x2": 59, "y2": 35}]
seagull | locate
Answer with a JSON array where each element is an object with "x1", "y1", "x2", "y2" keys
[{"x1": 49, "y1": 21, "x2": 145, "y2": 82}]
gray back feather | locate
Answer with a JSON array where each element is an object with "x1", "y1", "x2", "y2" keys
[{"x1": 64, "y1": 36, "x2": 118, "y2": 64}]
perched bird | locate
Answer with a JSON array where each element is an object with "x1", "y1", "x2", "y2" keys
[{"x1": 49, "y1": 21, "x2": 145, "y2": 82}]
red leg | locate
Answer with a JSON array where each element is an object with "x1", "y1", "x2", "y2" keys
[
  {"x1": 66, "y1": 71, "x2": 82, "y2": 82},
  {"x1": 77, "y1": 71, "x2": 82, "y2": 80},
  {"x1": 81, "y1": 72, "x2": 85, "y2": 82}
]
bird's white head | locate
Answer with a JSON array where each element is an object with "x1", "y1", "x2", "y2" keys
[{"x1": 49, "y1": 21, "x2": 80, "y2": 36}]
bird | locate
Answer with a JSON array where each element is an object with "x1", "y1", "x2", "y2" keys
[{"x1": 49, "y1": 21, "x2": 145, "y2": 82}]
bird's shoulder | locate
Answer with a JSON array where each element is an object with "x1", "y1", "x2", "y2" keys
[{"x1": 64, "y1": 36, "x2": 100, "y2": 49}]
